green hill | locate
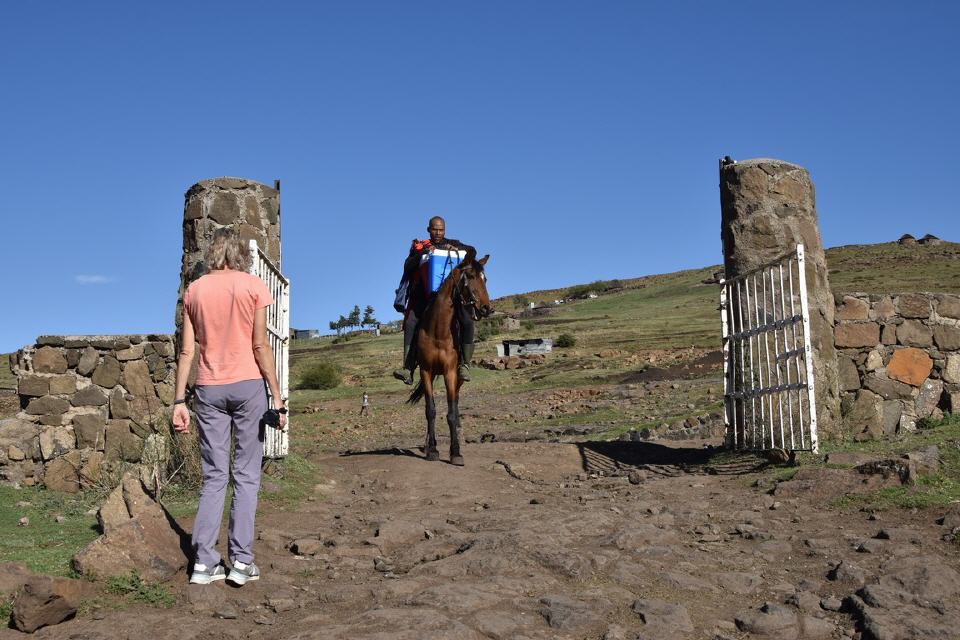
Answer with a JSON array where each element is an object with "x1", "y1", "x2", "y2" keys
[{"x1": 285, "y1": 240, "x2": 959, "y2": 451}]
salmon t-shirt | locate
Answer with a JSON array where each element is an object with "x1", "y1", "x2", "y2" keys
[{"x1": 183, "y1": 270, "x2": 274, "y2": 386}]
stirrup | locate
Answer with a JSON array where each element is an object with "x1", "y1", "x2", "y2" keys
[
  {"x1": 393, "y1": 368, "x2": 413, "y2": 385},
  {"x1": 458, "y1": 364, "x2": 470, "y2": 382}
]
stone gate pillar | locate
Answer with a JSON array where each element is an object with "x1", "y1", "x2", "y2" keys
[
  {"x1": 174, "y1": 177, "x2": 281, "y2": 346},
  {"x1": 720, "y1": 158, "x2": 841, "y2": 438}
]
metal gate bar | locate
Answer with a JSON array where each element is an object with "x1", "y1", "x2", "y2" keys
[
  {"x1": 720, "y1": 245, "x2": 818, "y2": 453},
  {"x1": 249, "y1": 240, "x2": 290, "y2": 458}
]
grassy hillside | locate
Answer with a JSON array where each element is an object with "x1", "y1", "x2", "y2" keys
[{"x1": 283, "y1": 240, "x2": 958, "y2": 451}]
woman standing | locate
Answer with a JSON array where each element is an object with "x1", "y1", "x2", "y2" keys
[{"x1": 172, "y1": 228, "x2": 287, "y2": 585}]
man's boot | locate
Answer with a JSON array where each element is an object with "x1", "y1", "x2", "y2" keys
[
  {"x1": 458, "y1": 342, "x2": 475, "y2": 382},
  {"x1": 393, "y1": 344, "x2": 414, "y2": 385}
]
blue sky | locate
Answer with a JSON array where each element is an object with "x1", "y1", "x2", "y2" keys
[{"x1": 1, "y1": 1, "x2": 957, "y2": 352}]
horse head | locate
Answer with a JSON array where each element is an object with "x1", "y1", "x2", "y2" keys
[{"x1": 457, "y1": 253, "x2": 492, "y2": 320}]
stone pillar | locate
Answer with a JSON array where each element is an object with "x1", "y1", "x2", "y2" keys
[
  {"x1": 720, "y1": 158, "x2": 841, "y2": 438},
  {"x1": 174, "y1": 177, "x2": 281, "y2": 338}
]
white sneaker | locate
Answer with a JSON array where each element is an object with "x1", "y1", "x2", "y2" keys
[
  {"x1": 227, "y1": 561, "x2": 260, "y2": 585},
  {"x1": 189, "y1": 562, "x2": 226, "y2": 584}
]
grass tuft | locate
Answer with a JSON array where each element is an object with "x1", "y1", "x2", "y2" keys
[{"x1": 104, "y1": 571, "x2": 175, "y2": 608}]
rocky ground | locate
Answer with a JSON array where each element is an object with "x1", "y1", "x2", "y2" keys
[{"x1": 4, "y1": 432, "x2": 958, "y2": 640}]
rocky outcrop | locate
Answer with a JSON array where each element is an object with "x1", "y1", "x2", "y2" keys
[
  {"x1": 11, "y1": 575, "x2": 87, "y2": 633},
  {"x1": 71, "y1": 472, "x2": 187, "y2": 581}
]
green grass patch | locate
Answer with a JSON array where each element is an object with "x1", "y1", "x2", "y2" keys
[
  {"x1": 260, "y1": 453, "x2": 321, "y2": 507},
  {"x1": 105, "y1": 571, "x2": 175, "y2": 608},
  {"x1": 0, "y1": 486, "x2": 100, "y2": 576},
  {"x1": 826, "y1": 414, "x2": 960, "y2": 512}
]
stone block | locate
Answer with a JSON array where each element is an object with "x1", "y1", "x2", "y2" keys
[
  {"x1": 26, "y1": 396, "x2": 69, "y2": 416},
  {"x1": 874, "y1": 296, "x2": 896, "y2": 320},
  {"x1": 115, "y1": 344, "x2": 144, "y2": 361},
  {"x1": 881, "y1": 323, "x2": 897, "y2": 345},
  {"x1": 865, "y1": 349, "x2": 883, "y2": 371},
  {"x1": 43, "y1": 450, "x2": 82, "y2": 493},
  {"x1": 898, "y1": 293, "x2": 932, "y2": 319},
  {"x1": 835, "y1": 323, "x2": 880, "y2": 348},
  {"x1": 943, "y1": 354, "x2": 960, "y2": 384},
  {"x1": 915, "y1": 379, "x2": 944, "y2": 419},
  {"x1": 79, "y1": 452, "x2": 104, "y2": 489},
  {"x1": 208, "y1": 192, "x2": 240, "y2": 224},
  {"x1": 104, "y1": 421, "x2": 142, "y2": 463},
  {"x1": 91, "y1": 337, "x2": 130, "y2": 350},
  {"x1": 38, "y1": 426, "x2": 74, "y2": 460},
  {"x1": 7, "y1": 445, "x2": 25, "y2": 461},
  {"x1": 897, "y1": 320, "x2": 933, "y2": 347},
  {"x1": 882, "y1": 401, "x2": 902, "y2": 436},
  {"x1": 18, "y1": 376, "x2": 49, "y2": 397},
  {"x1": 91, "y1": 356, "x2": 120, "y2": 388},
  {"x1": 838, "y1": 357, "x2": 860, "y2": 391},
  {"x1": 76, "y1": 346, "x2": 99, "y2": 376},
  {"x1": 71, "y1": 385, "x2": 108, "y2": 407},
  {"x1": 946, "y1": 391, "x2": 960, "y2": 414},
  {"x1": 899, "y1": 405, "x2": 918, "y2": 432},
  {"x1": 837, "y1": 296, "x2": 869, "y2": 321},
  {"x1": 32, "y1": 347, "x2": 67, "y2": 374},
  {"x1": 12, "y1": 576, "x2": 85, "y2": 633},
  {"x1": 864, "y1": 372, "x2": 916, "y2": 401},
  {"x1": 121, "y1": 360, "x2": 154, "y2": 398},
  {"x1": 933, "y1": 325, "x2": 960, "y2": 351},
  {"x1": 886, "y1": 348, "x2": 933, "y2": 386},
  {"x1": 64, "y1": 349, "x2": 80, "y2": 368},
  {"x1": 150, "y1": 341, "x2": 173, "y2": 358},
  {"x1": 936, "y1": 294, "x2": 960, "y2": 319},
  {"x1": 184, "y1": 197, "x2": 203, "y2": 220},
  {"x1": 845, "y1": 390, "x2": 884, "y2": 441},
  {"x1": 48, "y1": 375, "x2": 77, "y2": 395},
  {"x1": 73, "y1": 413, "x2": 106, "y2": 450},
  {"x1": 36, "y1": 336, "x2": 65, "y2": 347}
]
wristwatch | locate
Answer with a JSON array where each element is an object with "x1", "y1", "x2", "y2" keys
[{"x1": 277, "y1": 407, "x2": 288, "y2": 414}]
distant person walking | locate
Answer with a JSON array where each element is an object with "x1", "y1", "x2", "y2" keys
[
  {"x1": 172, "y1": 228, "x2": 288, "y2": 586},
  {"x1": 359, "y1": 391, "x2": 369, "y2": 417}
]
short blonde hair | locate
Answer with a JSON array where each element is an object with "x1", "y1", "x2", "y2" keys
[{"x1": 205, "y1": 227, "x2": 251, "y2": 272}]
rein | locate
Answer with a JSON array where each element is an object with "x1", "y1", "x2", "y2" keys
[{"x1": 452, "y1": 269, "x2": 481, "y2": 320}]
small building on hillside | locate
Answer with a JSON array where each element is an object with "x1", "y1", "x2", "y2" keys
[
  {"x1": 292, "y1": 328, "x2": 321, "y2": 340},
  {"x1": 497, "y1": 338, "x2": 553, "y2": 357}
]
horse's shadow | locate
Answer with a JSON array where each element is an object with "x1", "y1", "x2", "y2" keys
[{"x1": 339, "y1": 447, "x2": 431, "y2": 461}]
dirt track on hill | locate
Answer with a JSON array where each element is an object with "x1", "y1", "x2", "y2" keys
[{"x1": 10, "y1": 438, "x2": 959, "y2": 640}]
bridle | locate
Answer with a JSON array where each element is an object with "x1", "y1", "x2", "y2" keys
[{"x1": 453, "y1": 268, "x2": 485, "y2": 320}]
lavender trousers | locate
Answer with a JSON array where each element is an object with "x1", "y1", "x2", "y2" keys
[{"x1": 191, "y1": 379, "x2": 267, "y2": 567}]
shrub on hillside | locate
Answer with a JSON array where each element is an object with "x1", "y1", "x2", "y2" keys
[
  {"x1": 298, "y1": 362, "x2": 341, "y2": 390},
  {"x1": 476, "y1": 315, "x2": 505, "y2": 342},
  {"x1": 555, "y1": 333, "x2": 576, "y2": 348}
]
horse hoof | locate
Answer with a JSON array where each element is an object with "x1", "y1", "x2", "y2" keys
[
  {"x1": 426, "y1": 450, "x2": 440, "y2": 462},
  {"x1": 450, "y1": 455, "x2": 464, "y2": 467}
]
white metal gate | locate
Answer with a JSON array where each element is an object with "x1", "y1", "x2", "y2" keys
[
  {"x1": 720, "y1": 244, "x2": 818, "y2": 453},
  {"x1": 249, "y1": 240, "x2": 290, "y2": 458}
]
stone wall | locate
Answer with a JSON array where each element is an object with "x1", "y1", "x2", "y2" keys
[
  {"x1": 2, "y1": 335, "x2": 176, "y2": 491},
  {"x1": 835, "y1": 293, "x2": 960, "y2": 440}
]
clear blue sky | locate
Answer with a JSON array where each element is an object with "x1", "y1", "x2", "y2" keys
[{"x1": 1, "y1": 1, "x2": 957, "y2": 352}]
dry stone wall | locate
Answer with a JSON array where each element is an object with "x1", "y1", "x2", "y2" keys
[
  {"x1": 2, "y1": 335, "x2": 176, "y2": 491},
  {"x1": 835, "y1": 292, "x2": 960, "y2": 440}
]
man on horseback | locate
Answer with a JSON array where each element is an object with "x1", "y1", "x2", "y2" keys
[{"x1": 393, "y1": 216, "x2": 477, "y2": 385}]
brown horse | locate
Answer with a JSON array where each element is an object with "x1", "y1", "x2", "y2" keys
[{"x1": 407, "y1": 250, "x2": 492, "y2": 466}]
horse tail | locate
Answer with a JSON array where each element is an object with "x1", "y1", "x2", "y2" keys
[{"x1": 407, "y1": 379, "x2": 426, "y2": 405}]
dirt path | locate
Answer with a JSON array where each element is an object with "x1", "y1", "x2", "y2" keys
[{"x1": 7, "y1": 439, "x2": 960, "y2": 639}]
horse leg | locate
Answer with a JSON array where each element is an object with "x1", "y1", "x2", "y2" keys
[
  {"x1": 422, "y1": 373, "x2": 439, "y2": 461},
  {"x1": 443, "y1": 369, "x2": 464, "y2": 466}
]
